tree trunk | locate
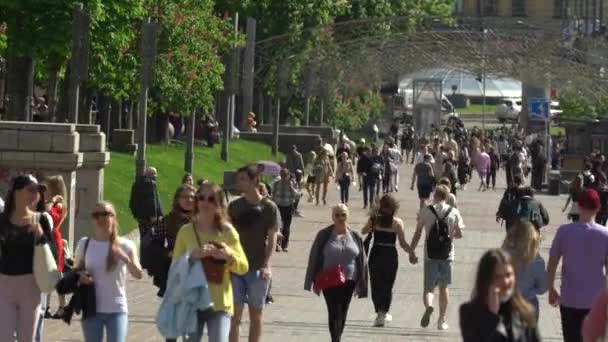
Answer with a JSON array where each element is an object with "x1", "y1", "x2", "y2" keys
[
  {"x1": 128, "y1": 100, "x2": 136, "y2": 129},
  {"x1": 97, "y1": 93, "x2": 111, "y2": 139},
  {"x1": 46, "y1": 65, "x2": 60, "y2": 122},
  {"x1": 55, "y1": 65, "x2": 71, "y2": 123},
  {"x1": 0, "y1": 64, "x2": 7, "y2": 116},
  {"x1": 109, "y1": 98, "x2": 121, "y2": 142},
  {"x1": 184, "y1": 110, "x2": 196, "y2": 173},
  {"x1": 6, "y1": 54, "x2": 34, "y2": 121}
]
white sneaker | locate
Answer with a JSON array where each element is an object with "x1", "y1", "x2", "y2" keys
[
  {"x1": 437, "y1": 320, "x2": 449, "y2": 331},
  {"x1": 373, "y1": 313, "x2": 386, "y2": 327},
  {"x1": 385, "y1": 313, "x2": 393, "y2": 322}
]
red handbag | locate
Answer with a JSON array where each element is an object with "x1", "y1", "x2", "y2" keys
[{"x1": 313, "y1": 264, "x2": 346, "y2": 293}]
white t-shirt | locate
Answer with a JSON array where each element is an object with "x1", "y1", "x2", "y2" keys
[
  {"x1": 418, "y1": 202, "x2": 465, "y2": 261},
  {"x1": 0, "y1": 197, "x2": 4, "y2": 213},
  {"x1": 75, "y1": 236, "x2": 136, "y2": 313}
]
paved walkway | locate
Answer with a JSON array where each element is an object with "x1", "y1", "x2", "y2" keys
[{"x1": 44, "y1": 162, "x2": 568, "y2": 341}]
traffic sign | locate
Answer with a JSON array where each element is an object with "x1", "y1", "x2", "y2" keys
[{"x1": 529, "y1": 98, "x2": 550, "y2": 122}]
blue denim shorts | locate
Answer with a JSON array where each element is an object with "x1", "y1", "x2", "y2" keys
[
  {"x1": 231, "y1": 270, "x2": 269, "y2": 310},
  {"x1": 423, "y1": 258, "x2": 452, "y2": 292}
]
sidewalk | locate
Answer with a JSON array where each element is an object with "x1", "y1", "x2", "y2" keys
[{"x1": 43, "y1": 163, "x2": 567, "y2": 341}]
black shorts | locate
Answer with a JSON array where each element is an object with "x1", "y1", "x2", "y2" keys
[
  {"x1": 307, "y1": 176, "x2": 316, "y2": 184},
  {"x1": 417, "y1": 183, "x2": 434, "y2": 200}
]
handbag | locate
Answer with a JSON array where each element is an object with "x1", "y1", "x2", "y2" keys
[
  {"x1": 192, "y1": 226, "x2": 226, "y2": 284},
  {"x1": 313, "y1": 264, "x2": 345, "y2": 293},
  {"x1": 33, "y1": 214, "x2": 62, "y2": 293}
]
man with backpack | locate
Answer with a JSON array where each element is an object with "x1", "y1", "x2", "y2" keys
[
  {"x1": 410, "y1": 185, "x2": 465, "y2": 331},
  {"x1": 504, "y1": 186, "x2": 550, "y2": 232},
  {"x1": 496, "y1": 175, "x2": 523, "y2": 228}
]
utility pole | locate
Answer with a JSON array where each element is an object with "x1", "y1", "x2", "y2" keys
[
  {"x1": 135, "y1": 18, "x2": 158, "y2": 177},
  {"x1": 240, "y1": 18, "x2": 256, "y2": 130},
  {"x1": 273, "y1": 59, "x2": 289, "y2": 155},
  {"x1": 481, "y1": 28, "x2": 487, "y2": 132}
]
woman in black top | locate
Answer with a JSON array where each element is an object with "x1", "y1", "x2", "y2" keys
[
  {"x1": 361, "y1": 195, "x2": 415, "y2": 327},
  {"x1": 150, "y1": 184, "x2": 196, "y2": 299},
  {"x1": 0, "y1": 175, "x2": 53, "y2": 342},
  {"x1": 460, "y1": 249, "x2": 541, "y2": 342}
]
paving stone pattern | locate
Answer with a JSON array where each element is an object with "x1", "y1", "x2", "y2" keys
[{"x1": 44, "y1": 163, "x2": 568, "y2": 341}]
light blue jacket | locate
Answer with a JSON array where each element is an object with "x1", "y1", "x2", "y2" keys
[{"x1": 156, "y1": 252, "x2": 213, "y2": 339}]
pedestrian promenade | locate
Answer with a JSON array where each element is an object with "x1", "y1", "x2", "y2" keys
[{"x1": 44, "y1": 163, "x2": 567, "y2": 341}]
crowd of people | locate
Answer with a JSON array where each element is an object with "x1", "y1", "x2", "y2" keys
[{"x1": 4, "y1": 117, "x2": 608, "y2": 342}]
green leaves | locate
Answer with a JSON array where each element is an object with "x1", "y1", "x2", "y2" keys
[
  {"x1": 150, "y1": 0, "x2": 240, "y2": 114},
  {"x1": 559, "y1": 93, "x2": 608, "y2": 120}
]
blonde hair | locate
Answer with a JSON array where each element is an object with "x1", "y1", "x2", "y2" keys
[
  {"x1": 434, "y1": 185, "x2": 450, "y2": 201},
  {"x1": 194, "y1": 183, "x2": 231, "y2": 232},
  {"x1": 332, "y1": 203, "x2": 349, "y2": 217},
  {"x1": 94, "y1": 201, "x2": 120, "y2": 271},
  {"x1": 45, "y1": 175, "x2": 67, "y2": 201},
  {"x1": 504, "y1": 221, "x2": 540, "y2": 272}
]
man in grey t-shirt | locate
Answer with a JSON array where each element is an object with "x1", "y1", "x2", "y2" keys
[{"x1": 228, "y1": 165, "x2": 278, "y2": 342}]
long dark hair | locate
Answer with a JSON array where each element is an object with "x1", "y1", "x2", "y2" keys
[
  {"x1": 472, "y1": 249, "x2": 536, "y2": 327},
  {"x1": 371, "y1": 194, "x2": 399, "y2": 227}
]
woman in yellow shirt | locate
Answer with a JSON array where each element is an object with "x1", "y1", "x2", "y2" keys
[{"x1": 172, "y1": 183, "x2": 248, "y2": 342}]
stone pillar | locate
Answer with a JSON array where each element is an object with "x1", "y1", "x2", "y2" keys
[
  {"x1": 74, "y1": 125, "x2": 110, "y2": 249},
  {"x1": 0, "y1": 122, "x2": 83, "y2": 251}
]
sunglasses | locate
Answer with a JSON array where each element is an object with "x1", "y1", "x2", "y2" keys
[
  {"x1": 92, "y1": 211, "x2": 114, "y2": 219},
  {"x1": 197, "y1": 194, "x2": 217, "y2": 204},
  {"x1": 334, "y1": 212, "x2": 347, "y2": 218}
]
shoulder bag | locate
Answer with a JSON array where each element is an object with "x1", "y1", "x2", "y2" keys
[
  {"x1": 192, "y1": 225, "x2": 226, "y2": 284},
  {"x1": 33, "y1": 213, "x2": 62, "y2": 293},
  {"x1": 313, "y1": 232, "x2": 347, "y2": 294}
]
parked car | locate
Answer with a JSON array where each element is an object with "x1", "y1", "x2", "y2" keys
[{"x1": 495, "y1": 98, "x2": 522, "y2": 123}]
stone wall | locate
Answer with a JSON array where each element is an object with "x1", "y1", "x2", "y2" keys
[
  {"x1": 239, "y1": 132, "x2": 323, "y2": 154},
  {"x1": 257, "y1": 125, "x2": 338, "y2": 145},
  {"x1": 0, "y1": 121, "x2": 109, "y2": 251}
]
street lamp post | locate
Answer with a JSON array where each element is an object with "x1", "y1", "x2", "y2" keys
[{"x1": 481, "y1": 28, "x2": 487, "y2": 132}]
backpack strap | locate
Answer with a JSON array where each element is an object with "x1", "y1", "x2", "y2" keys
[
  {"x1": 192, "y1": 224, "x2": 202, "y2": 247},
  {"x1": 429, "y1": 205, "x2": 453, "y2": 221},
  {"x1": 428, "y1": 205, "x2": 440, "y2": 221},
  {"x1": 442, "y1": 206, "x2": 453, "y2": 221}
]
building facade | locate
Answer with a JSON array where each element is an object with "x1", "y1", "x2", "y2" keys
[{"x1": 459, "y1": 0, "x2": 607, "y2": 28}]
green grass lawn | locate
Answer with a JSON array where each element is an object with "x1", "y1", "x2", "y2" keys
[
  {"x1": 550, "y1": 126, "x2": 565, "y2": 136},
  {"x1": 104, "y1": 141, "x2": 284, "y2": 234},
  {"x1": 457, "y1": 104, "x2": 497, "y2": 115}
]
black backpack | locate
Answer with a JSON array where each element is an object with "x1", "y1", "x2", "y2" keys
[
  {"x1": 426, "y1": 206, "x2": 453, "y2": 260},
  {"x1": 507, "y1": 197, "x2": 542, "y2": 229}
]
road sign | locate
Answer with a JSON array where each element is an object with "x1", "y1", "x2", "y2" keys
[{"x1": 529, "y1": 98, "x2": 550, "y2": 122}]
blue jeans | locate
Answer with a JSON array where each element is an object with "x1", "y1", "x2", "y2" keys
[
  {"x1": 185, "y1": 310, "x2": 232, "y2": 342},
  {"x1": 81, "y1": 312, "x2": 128, "y2": 342}
]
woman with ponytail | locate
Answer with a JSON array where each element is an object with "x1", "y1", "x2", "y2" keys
[
  {"x1": 74, "y1": 201, "x2": 142, "y2": 342},
  {"x1": 502, "y1": 221, "x2": 547, "y2": 321},
  {"x1": 171, "y1": 183, "x2": 248, "y2": 342}
]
